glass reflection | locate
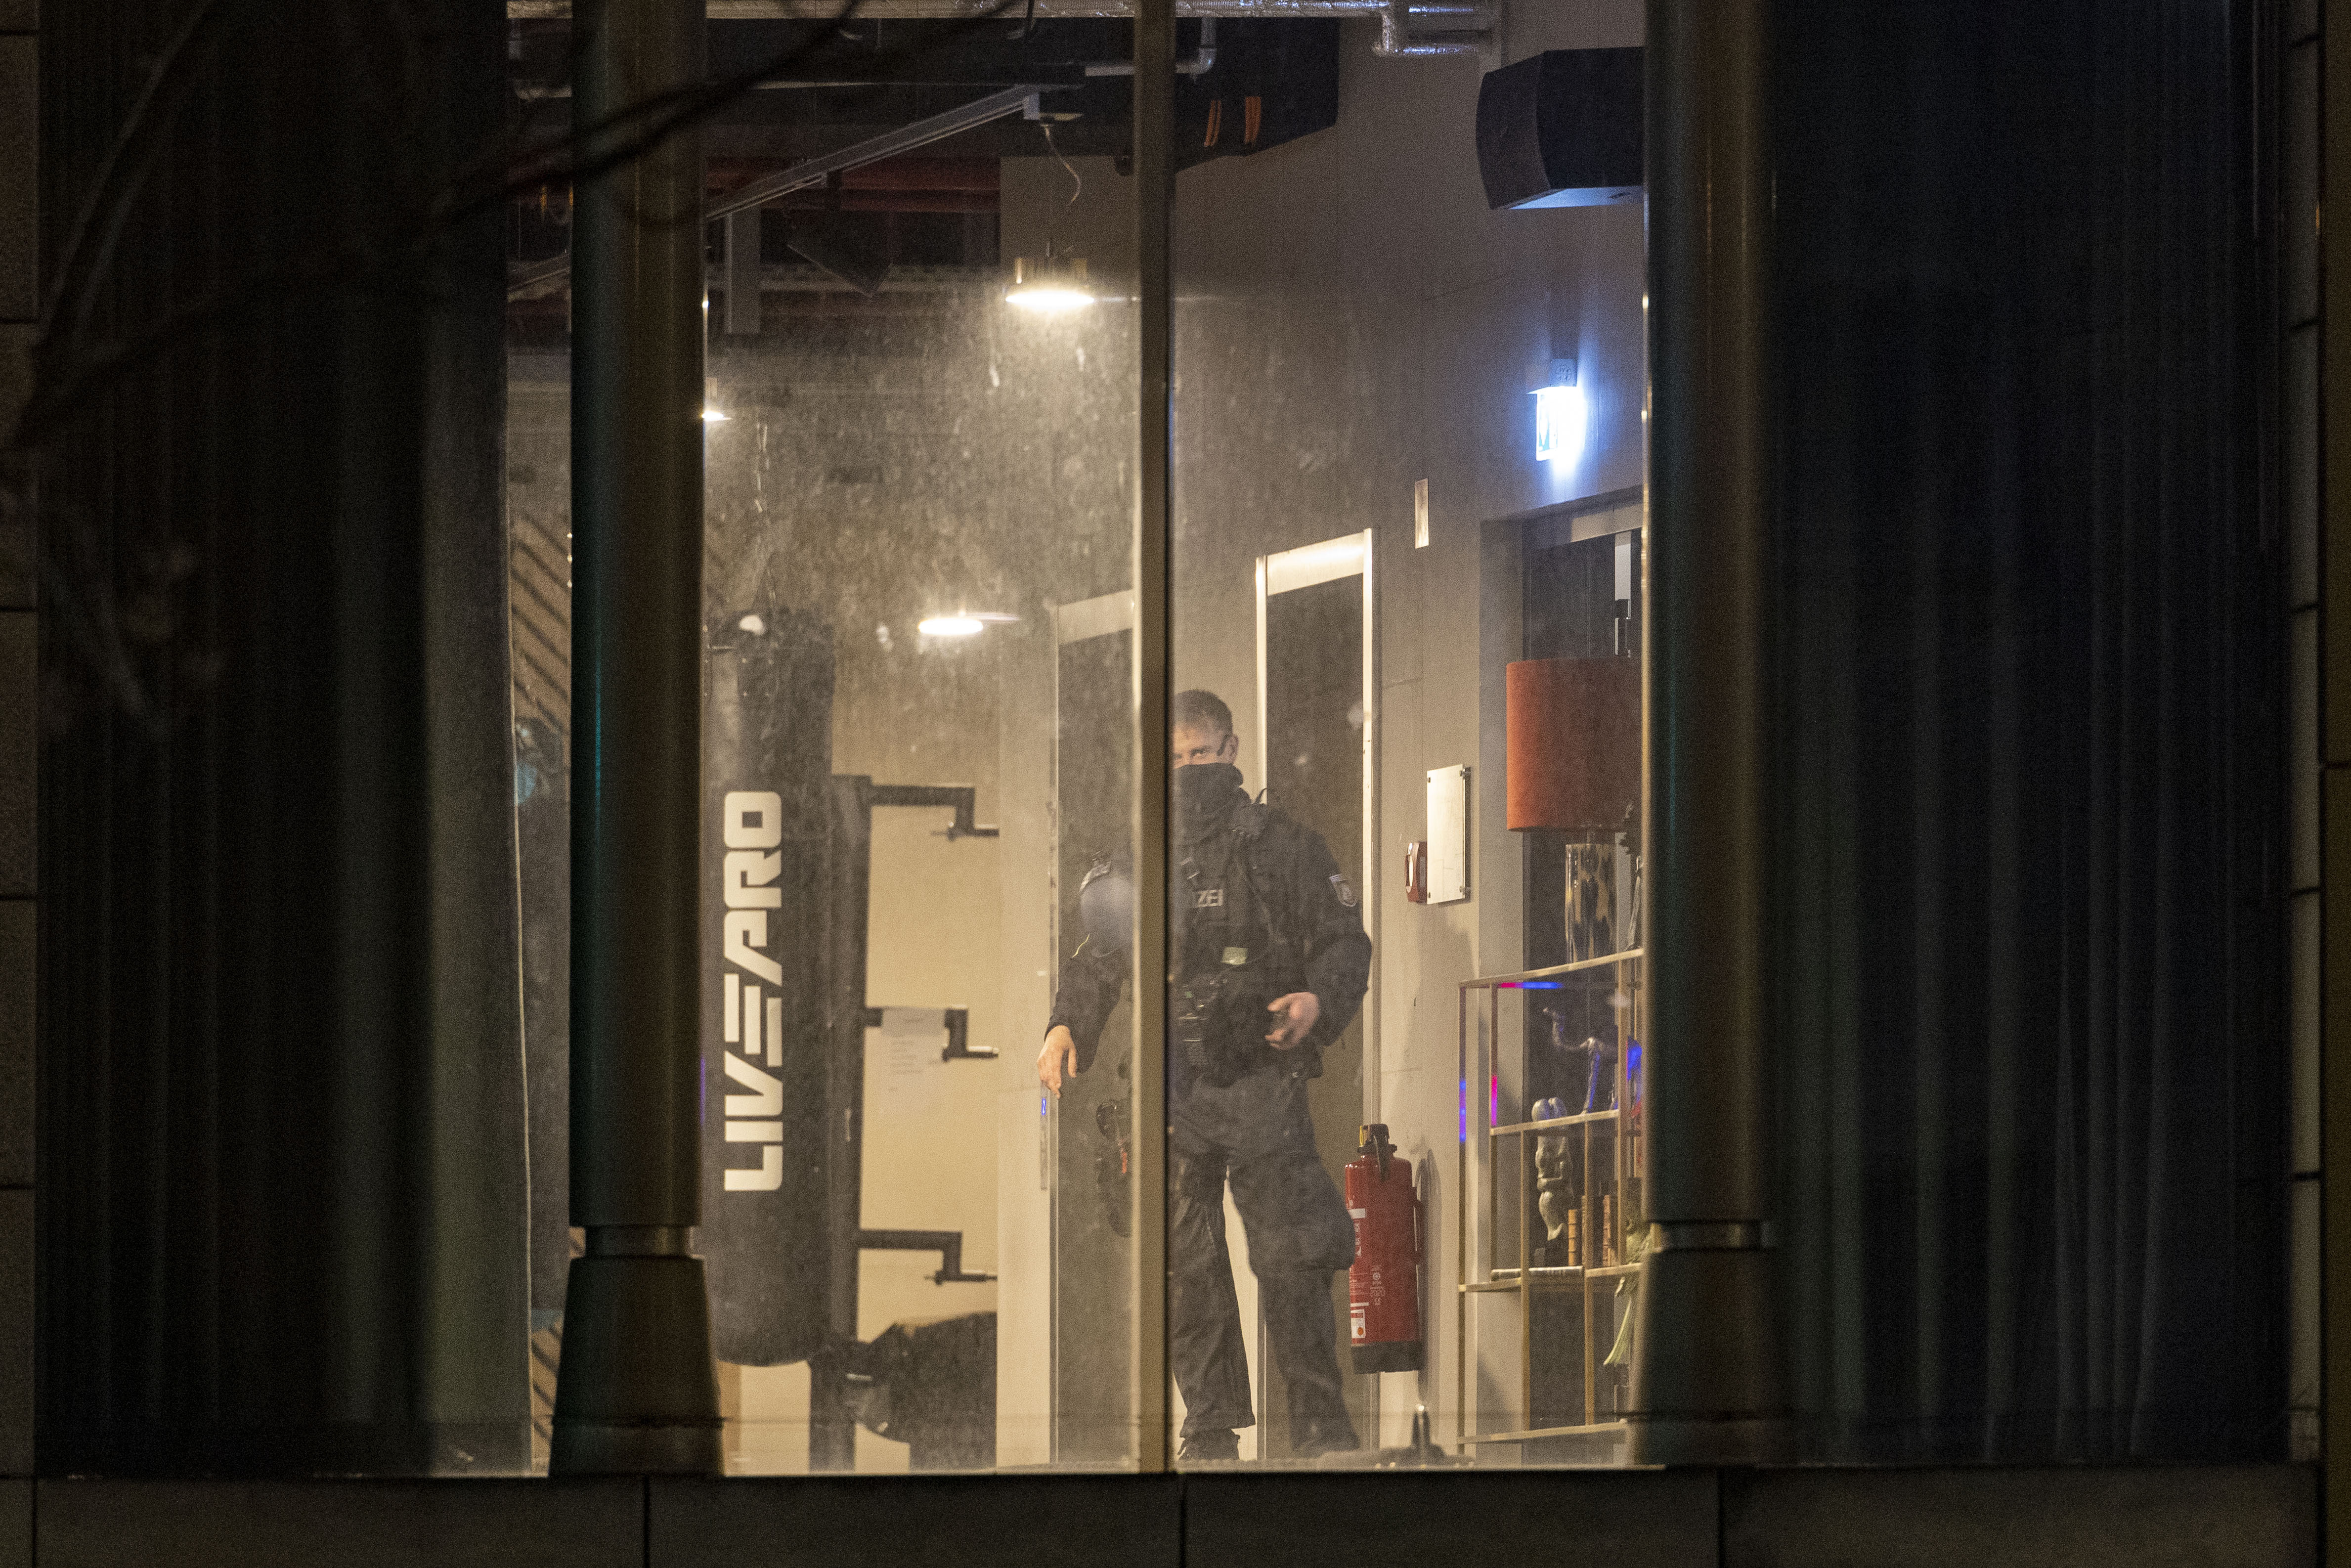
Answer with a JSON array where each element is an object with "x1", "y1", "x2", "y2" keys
[
  {"x1": 510, "y1": 135, "x2": 1143, "y2": 1471},
  {"x1": 502, "y1": 1, "x2": 1650, "y2": 1475},
  {"x1": 1163, "y1": 7, "x2": 1647, "y2": 1470},
  {"x1": 692, "y1": 152, "x2": 1141, "y2": 1472}
]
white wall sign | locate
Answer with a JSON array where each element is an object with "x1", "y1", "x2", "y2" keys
[{"x1": 1426, "y1": 765, "x2": 1470, "y2": 905}]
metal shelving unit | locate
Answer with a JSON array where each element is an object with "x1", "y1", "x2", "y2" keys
[{"x1": 1455, "y1": 947, "x2": 1645, "y2": 1454}]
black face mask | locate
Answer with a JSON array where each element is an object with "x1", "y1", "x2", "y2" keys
[{"x1": 1173, "y1": 762, "x2": 1245, "y2": 836}]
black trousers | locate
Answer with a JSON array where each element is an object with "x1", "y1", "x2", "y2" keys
[{"x1": 1169, "y1": 1058, "x2": 1358, "y2": 1448}]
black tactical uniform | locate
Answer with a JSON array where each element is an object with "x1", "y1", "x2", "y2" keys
[{"x1": 1048, "y1": 762, "x2": 1372, "y2": 1456}]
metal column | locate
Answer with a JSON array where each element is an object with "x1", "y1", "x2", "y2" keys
[
  {"x1": 552, "y1": 0, "x2": 725, "y2": 1476},
  {"x1": 1133, "y1": 0, "x2": 1176, "y2": 1474},
  {"x1": 1626, "y1": 0, "x2": 1786, "y2": 1465}
]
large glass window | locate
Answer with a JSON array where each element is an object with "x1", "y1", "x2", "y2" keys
[
  {"x1": 693, "y1": 145, "x2": 1142, "y2": 1475},
  {"x1": 1159, "y1": 11, "x2": 1647, "y2": 1468},
  {"x1": 505, "y1": 3, "x2": 1646, "y2": 1477},
  {"x1": 509, "y1": 16, "x2": 1150, "y2": 1472},
  {"x1": 34, "y1": 0, "x2": 2289, "y2": 1489}
]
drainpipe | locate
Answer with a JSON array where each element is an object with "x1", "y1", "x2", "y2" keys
[
  {"x1": 1626, "y1": 0, "x2": 1786, "y2": 1466},
  {"x1": 552, "y1": 0, "x2": 725, "y2": 1476}
]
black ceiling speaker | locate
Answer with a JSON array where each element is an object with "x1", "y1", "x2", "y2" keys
[{"x1": 1476, "y1": 47, "x2": 1645, "y2": 210}]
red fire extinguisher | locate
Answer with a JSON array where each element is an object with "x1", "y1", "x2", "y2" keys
[{"x1": 1347, "y1": 1123, "x2": 1424, "y2": 1373}]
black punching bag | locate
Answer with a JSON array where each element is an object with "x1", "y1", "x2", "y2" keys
[{"x1": 701, "y1": 609, "x2": 835, "y2": 1364}]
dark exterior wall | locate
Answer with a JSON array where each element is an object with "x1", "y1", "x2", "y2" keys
[
  {"x1": 30, "y1": 0, "x2": 528, "y2": 1477},
  {"x1": 0, "y1": 1466, "x2": 2322, "y2": 1568},
  {"x1": 0, "y1": 0, "x2": 35, "y2": 1557},
  {"x1": 2285, "y1": 0, "x2": 2321, "y2": 1475},
  {"x1": 2318, "y1": 0, "x2": 2351, "y2": 1543}
]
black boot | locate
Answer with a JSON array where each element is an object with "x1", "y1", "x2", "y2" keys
[{"x1": 1178, "y1": 1428, "x2": 1241, "y2": 1463}]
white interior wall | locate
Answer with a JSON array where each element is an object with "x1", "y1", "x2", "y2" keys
[
  {"x1": 861, "y1": 812, "x2": 1005, "y2": 1321},
  {"x1": 731, "y1": 726, "x2": 1012, "y2": 1477}
]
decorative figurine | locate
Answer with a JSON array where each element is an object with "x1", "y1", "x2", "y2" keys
[{"x1": 1531, "y1": 1095, "x2": 1574, "y2": 1264}]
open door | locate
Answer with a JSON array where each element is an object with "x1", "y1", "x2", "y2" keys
[
  {"x1": 1253, "y1": 531, "x2": 1378, "y2": 1456},
  {"x1": 1047, "y1": 591, "x2": 1139, "y2": 1463}
]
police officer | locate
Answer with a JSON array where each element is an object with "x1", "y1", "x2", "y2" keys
[{"x1": 1038, "y1": 689, "x2": 1371, "y2": 1462}]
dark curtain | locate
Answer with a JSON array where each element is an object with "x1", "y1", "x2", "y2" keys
[
  {"x1": 34, "y1": 0, "x2": 530, "y2": 1472},
  {"x1": 1770, "y1": 0, "x2": 2287, "y2": 1460}
]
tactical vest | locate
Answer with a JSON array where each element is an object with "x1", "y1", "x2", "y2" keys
[{"x1": 1170, "y1": 806, "x2": 1313, "y2": 1085}]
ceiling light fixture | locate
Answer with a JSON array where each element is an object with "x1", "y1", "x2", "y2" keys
[
  {"x1": 920, "y1": 614, "x2": 985, "y2": 637},
  {"x1": 918, "y1": 611, "x2": 1019, "y2": 638},
  {"x1": 1004, "y1": 251, "x2": 1094, "y2": 314},
  {"x1": 1008, "y1": 125, "x2": 1096, "y2": 315}
]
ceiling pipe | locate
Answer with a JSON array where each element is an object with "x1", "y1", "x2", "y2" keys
[
  {"x1": 1085, "y1": 15, "x2": 1217, "y2": 73},
  {"x1": 512, "y1": 0, "x2": 1490, "y2": 24},
  {"x1": 1373, "y1": 0, "x2": 1488, "y2": 58}
]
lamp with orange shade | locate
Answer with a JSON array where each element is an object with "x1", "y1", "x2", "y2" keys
[
  {"x1": 1505, "y1": 657, "x2": 1640, "y2": 834},
  {"x1": 1507, "y1": 656, "x2": 1640, "y2": 963}
]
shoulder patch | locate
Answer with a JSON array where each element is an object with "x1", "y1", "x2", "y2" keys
[{"x1": 1330, "y1": 873, "x2": 1357, "y2": 909}]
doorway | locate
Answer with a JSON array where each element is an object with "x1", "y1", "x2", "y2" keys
[
  {"x1": 1254, "y1": 531, "x2": 1377, "y2": 1456},
  {"x1": 1049, "y1": 591, "x2": 1138, "y2": 1463}
]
